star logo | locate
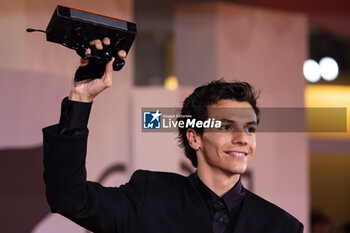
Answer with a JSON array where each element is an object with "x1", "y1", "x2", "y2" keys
[
  {"x1": 143, "y1": 110, "x2": 162, "y2": 129},
  {"x1": 150, "y1": 110, "x2": 162, "y2": 122}
]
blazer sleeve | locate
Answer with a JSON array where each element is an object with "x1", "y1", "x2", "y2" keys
[
  {"x1": 298, "y1": 221, "x2": 304, "y2": 233},
  {"x1": 43, "y1": 124, "x2": 145, "y2": 233}
]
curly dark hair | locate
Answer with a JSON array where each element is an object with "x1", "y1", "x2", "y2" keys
[{"x1": 177, "y1": 79, "x2": 260, "y2": 167}]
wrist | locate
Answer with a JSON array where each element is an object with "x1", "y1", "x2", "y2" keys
[{"x1": 69, "y1": 91, "x2": 93, "y2": 103}]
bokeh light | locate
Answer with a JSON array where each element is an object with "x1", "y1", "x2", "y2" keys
[
  {"x1": 319, "y1": 57, "x2": 339, "y2": 81},
  {"x1": 303, "y1": 59, "x2": 321, "y2": 83}
]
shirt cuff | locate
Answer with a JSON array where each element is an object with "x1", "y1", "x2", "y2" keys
[{"x1": 58, "y1": 97, "x2": 92, "y2": 133}]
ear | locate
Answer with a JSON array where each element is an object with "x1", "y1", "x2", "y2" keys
[{"x1": 186, "y1": 129, "x2": 202, "y2": 151}]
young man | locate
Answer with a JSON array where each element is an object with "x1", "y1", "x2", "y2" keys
[{"x1": 43, "y1": 38, "x2": 303, "y2": 233}]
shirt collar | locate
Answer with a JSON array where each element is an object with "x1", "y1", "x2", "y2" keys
[{"x1": 193, "y1": 172, "x2": 246, "y2": 215}]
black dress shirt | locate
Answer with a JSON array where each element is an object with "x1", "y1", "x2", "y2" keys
[{"x1": 194, "y1": 173, "x2": 246, "y2": 233}]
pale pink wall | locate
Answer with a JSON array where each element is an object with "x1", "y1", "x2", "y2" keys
[
  {"x1": 0, "y1": 69, "x2": 69, "y2": 148},
  {"x1": 175, "y1": 3, "x2": 309, "y2": 232},
  {"x1": 130, "y1": 88, "x2": 184, "y2": 173}
]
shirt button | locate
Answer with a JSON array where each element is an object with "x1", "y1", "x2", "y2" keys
[
  {"x1": 217, "y1": 216, "x2": 224, "y2": 223},
  {"x1": 216, "y1": 200, "x2": 224, "y2": 207}
]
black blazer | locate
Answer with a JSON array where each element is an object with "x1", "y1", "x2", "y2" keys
[{"x1": 43, "y1": 125, "x2": 303, "y2": 233}]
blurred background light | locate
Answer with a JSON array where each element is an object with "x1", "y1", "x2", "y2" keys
[
  {"x1": 164, "y1": 75, "x2": 179, "y2": 90},
  {"x1": 303, "y1": 59, "x2": 321, "y2": 83},
  {"x1": 320, "y1": 57, "x2": 339, "y2": 81}
]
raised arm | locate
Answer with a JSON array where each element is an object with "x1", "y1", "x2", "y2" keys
[{"x1": 42, "y1": 39, "x2": 143, "y2": 233}]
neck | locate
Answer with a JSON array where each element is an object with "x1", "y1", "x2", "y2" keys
[{"x1": 197, "y1": 167, "x2": 240, "y2": 197}]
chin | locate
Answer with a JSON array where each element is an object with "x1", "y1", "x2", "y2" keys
[{"x1": 228, "y1": 164, "x2": 248, "y2": 175}]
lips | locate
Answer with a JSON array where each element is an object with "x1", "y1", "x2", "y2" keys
[{"x1": 224, "y1": 151, "x2": 248, "y2": 159}]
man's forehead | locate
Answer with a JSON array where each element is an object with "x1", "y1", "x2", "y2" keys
[{"x1": 207, "y1": 107, "x2": 257, "y2": 123}]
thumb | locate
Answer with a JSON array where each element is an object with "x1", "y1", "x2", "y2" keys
[
  {"x1": 105, "y1": 57, "x2": 115, "y2": 74},
  {"x1": 101, "y1": 57, "x2": 115, "y2": 85}
]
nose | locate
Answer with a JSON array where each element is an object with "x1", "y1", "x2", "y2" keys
[{"x1": 231, "y1": 131, "x2": 248, "y2": 145}]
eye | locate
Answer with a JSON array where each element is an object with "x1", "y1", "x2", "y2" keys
[
  {"x1": 220, "y1": 124, "x2": 233, "y2": 132},
  {"x1": 245, "y1": 125, "x2": 257, "y2": 133}
]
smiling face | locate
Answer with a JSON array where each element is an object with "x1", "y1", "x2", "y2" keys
[{"x1": 188, "y1": 99, "x2": 257, "y2": 181}]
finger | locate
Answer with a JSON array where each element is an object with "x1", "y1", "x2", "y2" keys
[
  {"x1": 118, "y1": 50, "x2": 127, "y2": 59},
  {"x1": 105, "y1": 57, "x2": 115, "y2": 74},
  {"x1": 85, "y1": 48, "x2": 91, "y2": 56},
  {"x1": 102, "y1": 57, "x2": 115, "y2": 87},
  {"x1": 88, "y1": 40, "x2": 98, "y2": 46},
  {"x1": 89, "y1": 39, "x2": 103, "y2": 50},
  {"x1": 102, "y1": 37, "x2": 110, "y2": 46}
]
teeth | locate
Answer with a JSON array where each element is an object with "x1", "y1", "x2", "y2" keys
[
  {"x1": 233, "y1": 152, "x2": 245, "y2": 156},
  {"x1": 226, "y1": 151, "x2": 247, "y2": 157}
]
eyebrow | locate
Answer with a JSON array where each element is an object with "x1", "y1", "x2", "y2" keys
[{"x1": 220, "y1": 119, "x2": 258, "y2": 125}]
